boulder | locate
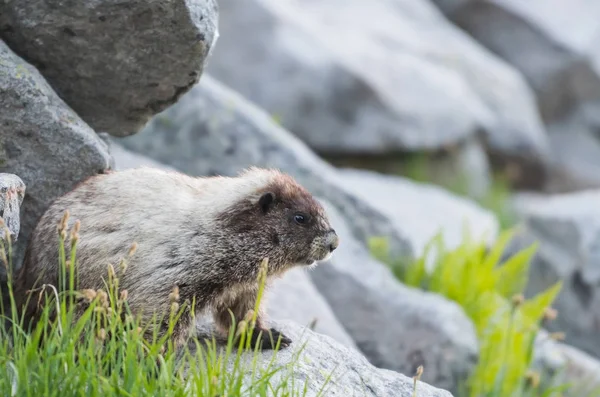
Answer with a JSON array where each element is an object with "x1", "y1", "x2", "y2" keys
[
  {"x1": 206, "y1": 0, "x2": 548, "y2": 166},
  {"x1": 110, "y1": 144, "x2": 357, "y2": 350},
  {"x1": 0, "y1": 40, "x2": 112, "y2": 273},
  {"x1": 0, "y1": 174, "x2": 25, "y2": 243},
  {"x1": 190, "y1": 320, "x2": 455, "y2": 397},
  {"x1": 117, "y1": 75, "x2": 414, "y2": 259},
  {"x1": 0, "y1": 0, "x2": 219, "y2": 136},
  {"x1": 430, "y1": 0, "x2": 600, "y2": 191},
  {"x1": 309, "y1": 200, "x2": 478, "y2": 392},
  {"x1": 431, "y1": 0, "x2": 600, "y2": 123},
  {"x1": 532, "y1": 330, "x2": 600, "y2": 397},
  {"x1": 544, "y1": 108, "x2": 600, "y2": 192},
  {"x1": 338, "y1": 169, "x2": 499, "y2": 257},
  {"x1": 265, "y1": 268, "x2": 357, "y2": 350},
  {"x1": 512, "y1": 190, "x2": 600, "y2": 358}
]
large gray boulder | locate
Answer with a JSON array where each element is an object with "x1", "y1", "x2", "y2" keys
[
  {"x1": 0, "y1": 40, "x2": 112, "y2": 273},
  {"x1": 206, "y1": 0, "x2": 548, "y2": 166},
  {"x1": 431, "y1": 0, "x2": 600, "y2": 123},
  {"x1": 512, "y1": 190, "x2": 600, "y2": 358},
  {"x1": 0, "y1": 0, "x2": 219, "y2": 136},
  {"x1": 310, "y1": 201, "x2": 478, "y2": 392},
  {"x1": 430, "y1": 0, "x2": 600, "y2": 191},
  {"x1": 117, "y1": 75, "x2": 414, "y2": 259},
  {"x1": 0, "y1": 174, "x2": 25, "y2": 243},
  {"x1": 191, "y1": 320, "x2": 455, "y2": 397}
]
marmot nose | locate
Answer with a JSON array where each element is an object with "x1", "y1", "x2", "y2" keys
[{"x1": 327, "y1": 230, "x2": 339, "y2": 252}]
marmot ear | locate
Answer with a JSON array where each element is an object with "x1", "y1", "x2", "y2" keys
[{"x1": 258, "y1": 192, "x2": 276, "y2": 213}]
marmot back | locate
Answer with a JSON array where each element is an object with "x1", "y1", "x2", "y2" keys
[{"x1": 13, "y1": 167, "x2": 339, "y2": 349}]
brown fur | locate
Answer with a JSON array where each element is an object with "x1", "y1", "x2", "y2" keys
[{"x1": 11, "y1": 167, "x2": 339, "y2": 349}]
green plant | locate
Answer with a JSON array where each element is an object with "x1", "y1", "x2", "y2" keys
[
  {"x1": 369, "y1": 228, "x2": 564, "y2": 397},
  {"x1": 0, "y1": 214, "x2": 333, "y2": 397}
]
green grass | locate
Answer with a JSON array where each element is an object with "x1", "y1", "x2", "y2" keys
[
  {"x1": 369, "y1": 228, "x2": 579, "y2": 397},
  {"x1": 0, "y1": 214, "x2": 335, "y2": 397}
]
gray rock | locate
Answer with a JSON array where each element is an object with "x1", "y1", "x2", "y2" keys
[
  {"x1": 512, "y1": 191, "x2": 600, "y2": 358},
  {"x1": 431, "y1": 0, "x2": 600, "y2": 123},
  {"x1": 206, "y1": 0, "x2": 549, "y2": 164},
  {"x1": 544, "y1": 108, "x2": 600, "y2": 192},
  {"x1": 117, "y1": 75, "x2": 414, "y2": 259},
  {"x1": 532, "y1": 330, "x2": 600, "y2": 397},
  {"x1": 190, "y1": 320, "x2": 454, "y2": 397},
  {"x1": 110, "y1": 144, "x2": 357, "y2": 350},
  {"x1": 0, "y1": 174, "x2": 25, "y2": 243},
  {"x1": 430, "y1": 0, "x2": 600, "y2": 190},
  {"x1": 0, "y1": 40, "x2": 112, "y2": 273},
  {"x1": 339, "y1": 169, "x2": 499, "y2": 258},
  {"x1": 265, "y1": 268, "x2": 357, "y2": 350},
  {"x1": 310, "y1": 200, "x2": 478, "y2": 392},
  {"x1": 0, "y1": 0, "x2": 219, "y2": 136},
  {"x1": 557, "y1": 343, "x2": 600, "y2": 396}
]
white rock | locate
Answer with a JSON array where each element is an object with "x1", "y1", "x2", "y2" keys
[
  {"x1": 339, "y1": 169, "x2": 499, "y2": 258},
  {"x1": 513, "y1": 190, "x2": 600, "y2": 358},
  {"x1": 191, "y1": 320, "x2": 455, "y2": 397},
  {"x1": 206, "y1": 0, "x2": 548, "y2": 163}
]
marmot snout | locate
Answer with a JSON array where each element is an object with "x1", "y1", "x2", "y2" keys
[{"x1": 12, "y1": 167, "x2": 339, "y2": 350}]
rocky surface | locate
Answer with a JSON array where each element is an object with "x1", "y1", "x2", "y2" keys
[
  {"x1": 339, "y1": 169, "x2": 499, "y2": 257},
  {"x1": 111, "y1": 145, "x2": 357, "y2": 350},
  {"x1": 310, "y1": 201, "x2": 478, "y2": 392},
  {"x1": 544, "y1": 108, "x2": 600, "y2": 192},
  {"x1": 531, "y1": 330, "x2": 600, "y2": 396},
  {"x1": 432, "y1": 0, "x2": 600, "y2": 123},
  {"x1": 558, "y1": 343, "x2": 600, "y2": 396},
  {"x1": 206, "y1": 0, "x2": 548, "y2": 165},
  {"x1": 0, "y1": 40, "x2": 112, "y2": 273},
  {"x1": 431, "y1": 0, "x2": 600, "y2": 191},
  {"x1": 191, "y1": 320, "x2": 455, "y2": 397},
  {"x1": 0, "y1": 0, "x2": 219, "y2": 136},
  {"x1": 512, "y1": 190, "x2": 600, "y2": 358},
  {"x1": 265, "y1": 268, "x2": 357, "y2": 350},
  {"x1": 117, "y1": 75, "x2": 414, "y2": 260},
  {"x1": 0, "y1": 174, "x2": 25, "y2": 243}
]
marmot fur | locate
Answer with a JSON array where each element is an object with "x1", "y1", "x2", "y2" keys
[{"x1": 12, "y1": 167, "x2": 339, "y2": 349}]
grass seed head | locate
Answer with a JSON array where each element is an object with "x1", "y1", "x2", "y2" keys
[
  {"x1": 543, "y1": 307, "x2": 558, "y2": 321},
  {"x1": 58, "y1": 210, "x2": 70, "y2": 234},
  {"x1": 128, "y1": 242, "x2": 138, "y2": 257},
  {"x1": 511, "y1": 293, "x2": 525, "y2": 308},
  {"x1": 169, "y1": 286, "x2": 180, "y2": 303},
  {"x1": 525, "y1": 370, "x2": 540, "y2": 388}
]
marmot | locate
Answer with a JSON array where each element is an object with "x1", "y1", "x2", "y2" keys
[{"x1": 12, "y1": 167, "x2": 339, "y2": 349}]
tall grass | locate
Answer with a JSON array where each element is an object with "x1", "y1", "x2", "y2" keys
[
  {"x1": 369, "y1": 228, "x2": 570, "y2": 397},
  {"x1": 0, "y1": 214, "x2": 330, "y2": 397}
]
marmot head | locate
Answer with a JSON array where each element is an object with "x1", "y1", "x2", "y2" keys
[{"x1": 218, "y1": 168, "x2": 339, "y2": 272}]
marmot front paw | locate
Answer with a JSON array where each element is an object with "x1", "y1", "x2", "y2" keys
[{"x1": 247, "y1": 327, "x2": 292, "y2": 350}]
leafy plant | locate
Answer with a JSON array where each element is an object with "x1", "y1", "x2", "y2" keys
[
  {"x1": 369, "y1": 228, "x2": 563, "y2": 397},
  {"x1": 0, "y1": 214, "x2": 332, "y2": 397}
]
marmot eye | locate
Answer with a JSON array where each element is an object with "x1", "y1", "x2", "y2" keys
[{"x1": 294, "y1": 213, "x2": 309, "y2": 225}]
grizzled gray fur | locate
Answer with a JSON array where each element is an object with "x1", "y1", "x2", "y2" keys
[{"x1": 12, "y1": 167, "x2": 339, "y2": 349}]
